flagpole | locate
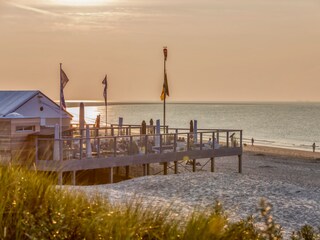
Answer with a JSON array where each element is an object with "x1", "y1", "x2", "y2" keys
[
  {"x1": 105, "y1": 76, "x2": 108, "y2": 128},
  {"x1": 163, "y1": 55, "x2": 166, "y2": 134},
  {"x1": 59, "y1": 63, "x2": 62, "y2": 141}
]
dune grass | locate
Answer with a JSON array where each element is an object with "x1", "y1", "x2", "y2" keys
[{"x1": 0, "y1": 165, "x2": 319, "y2": 240}]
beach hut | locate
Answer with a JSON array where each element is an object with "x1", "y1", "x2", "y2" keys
[{"x1": 0, "y1": 90, "x2": 73, "y2": 163}]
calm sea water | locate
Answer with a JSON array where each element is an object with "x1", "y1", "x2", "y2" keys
[{"x1": 67, "y1": 102, "x2": 320, "y2": 151}]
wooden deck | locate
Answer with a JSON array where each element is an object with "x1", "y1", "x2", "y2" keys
[{"x1": 34, "y1": 126, "x2": 243, "y2": 184}]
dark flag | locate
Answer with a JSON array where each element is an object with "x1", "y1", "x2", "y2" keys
[
  {"x1": 60, "y1": 68, "x2": 69, "y2": 110},
  {"x1": 161, "y1": 47, "x2": 169, "y2": 101},
  {"x1": 102, "y1": 75, "x2": 107, "y2": 106},
  {"x1": 163, "y1": 46, "x2": 168, "y2": 61}
]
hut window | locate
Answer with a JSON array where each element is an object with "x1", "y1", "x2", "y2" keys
[{"x1": 16, "y1": 126, "x2": 35, "y2": 132}]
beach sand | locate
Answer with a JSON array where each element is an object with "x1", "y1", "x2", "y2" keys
[{"x1": 67, "y1": 145, "x2": 320, "y2": 238}]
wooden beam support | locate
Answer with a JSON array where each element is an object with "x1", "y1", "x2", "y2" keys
[
  {"x1": 58, "y1": 171, "x2": 63, "y2": 185},
  {"x1": 107, "y1": 167, "x2": 113, "y2": 183},
  {"x1": 174, "y1": 161, "x2": 178, "y2": 174},
  {"x1": 125, "y1": 166, "x2": 130, "y2": 178},
  {"x1": 211, "y1": 157, "x2": 215, "y2": 172},
  {"x1": 164, "y1": 162, "x2": 168, "y2": 175},
  {"x1": 238, "y1": 155, "x2": 242, "y2": 173},
  {"x1": 146, "y1": 164, "x2": 150, "y2": 175},
  {"x1": 143, "y1": 164, "x2": 147, "y2": 176},
  {"x1": 72, "y1": 171, "x2": 76, "y2": 186},
  {"x1": 192, "y1": 159, "x2": 196, "y2": 172}
]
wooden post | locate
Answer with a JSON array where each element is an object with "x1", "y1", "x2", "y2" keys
[
  {"x1": 217, "y1": 131, "x2": 220, "y2": 144},
  {"x1": 107, "y1": 167, "x2": 113, "y2": 183},
  {"x1": 211, "y1": 157, "x2": 215, "y2": 172},
  {"x1": 80, "y1": 137, "x2": 83, "y2": 159},
  {"x1": 212, "y1": 132, "x2": 215, "y2": 150},
  {"x1": 227, "y1": 131, "x2": 229, "y2": 148},
  {"x1": 147, "y1": 164, "x2": 150, "y2": 175},
  {"x1": 240, "y1": 130, "x2": 243, "y2": 147},
  {"x1": 97, "y1": 138, "x2": 100, "y2": 158},
  {"x1": 187, "y1": 133, "x2": 190, "y2": 150},
  {"x1": 238, "y1": 155, "x2": 242, "y2": 173},
  {"x1": 113, "y1": 137, "x2": 117, "y2": 157},
  {"x1": 58, "y1": 171, "x2": 63, "y2": 185},
  {"x1": 143, "y1": 164, "x2": 147, "y2": 176},
  {"x1": 174, "y1": 134, "x2": 177, "y2": 152},
  {"x1": 160, "y1": 135, "x2": 163, "y2": 153},
  {"x1": 125, "y1": 166, "x2": 130, "y2": 178},
  {"x1": 164, "y1": 162, "x2": 168, "y2": 175},
  {"x1": 174, "y1": 161, "x2": 178, "y2": 174},
  {"x1": 145, "y1": 135, "x2": 148, "y2": 154},
  {"x1": 129, "y1": 136, "x2": 133, "y2": 155},
  {"x1": 192, "y1": 159, "x2": 196, "y2": 172},
  {"x1": 72, "y1": 171, "x2": 76, "y2": 186},
  {"x1": 200, "y1": 132, "x2": 203, "y2": 150}
]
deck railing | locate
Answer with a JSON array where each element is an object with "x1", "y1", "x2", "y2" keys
[{"x1": 35, "y1": 127, "x2": 242, "y2": 162}]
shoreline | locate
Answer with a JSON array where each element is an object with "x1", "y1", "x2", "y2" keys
[{"x1": 243, "y1": 144, "x2": 320, "y2": 160}]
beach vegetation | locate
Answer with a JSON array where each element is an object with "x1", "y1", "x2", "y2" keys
[
  {"x1": 0, "y1": 165, "x2": 318, "y2": 239},
  {"x1": 291, "y1": 225, "x2": 320, "y2": 240}
]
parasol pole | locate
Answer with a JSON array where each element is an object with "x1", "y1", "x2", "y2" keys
[
  {"x1": 59, "y1": 63, "x2": 62, "y2": 145},
  {"x1": 163, "y1": 47, "x2": 167, "y2": 134},
  {"x1": 102, "y1": 74, "x2": 108, "y2": 135}
]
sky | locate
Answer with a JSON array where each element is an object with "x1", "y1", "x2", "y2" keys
[{"x1": 1, "y1": 0, "x2": 320, "y2": 102}]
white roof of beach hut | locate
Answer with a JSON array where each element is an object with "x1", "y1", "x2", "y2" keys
[{"x1": 0, "y1": 90, "x2": 72, "y2": 118}]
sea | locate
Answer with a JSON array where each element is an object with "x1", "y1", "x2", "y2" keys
[{"x1": 67, "y1": 102, "x2": 320, "y2": 151}]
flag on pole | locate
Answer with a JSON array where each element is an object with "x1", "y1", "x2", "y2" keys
[
  {"x1": 102, "y1": 75, "x2": 107, "y2": 106},
  {"x1": 163, "y1": 47, "x2": 168, "y2": 61},
  {"x1": 160, "y1": 71, "x2": 169, "y2": 100},
  {"x1": 60, "y1": 68, "x2": 69, "y2": 110},
  {"x1": 161, "y1": 47, "x2": 169, "y2": 101}
]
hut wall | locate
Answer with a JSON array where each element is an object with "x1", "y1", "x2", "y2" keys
[
  {"x1": 45, "y1": 118, "x2": 71, "y2": 128},
  {"x1": 0, "y1": 120, "x2": 12, "y2": 163},
  {"x1": 0, "y1": 118, "x2": 39, "y2": 164}
]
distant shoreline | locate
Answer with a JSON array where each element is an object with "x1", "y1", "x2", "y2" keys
[
  {"x1": 243, "y1": 144, "x2": 320, "y2": 160},
  {"x1": 64, "y1": 101, "x2": 320, "y2": 108}
]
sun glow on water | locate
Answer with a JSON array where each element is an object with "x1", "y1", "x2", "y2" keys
[{"x1": 53, "y1": 0, "x2": 112, "y2": 6}]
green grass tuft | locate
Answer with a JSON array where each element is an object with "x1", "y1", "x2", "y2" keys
[{"x1": 0, "y1": 165, "x2": 319, "y2": 239}]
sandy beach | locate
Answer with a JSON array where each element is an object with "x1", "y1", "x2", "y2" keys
[{"x1": 67, "y1": 145, "x2": 320, "y2": 238}]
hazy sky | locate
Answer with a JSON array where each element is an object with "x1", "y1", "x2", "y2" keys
[{"x1": 1, "y1": 0, "x2": 320, "y2": 102}]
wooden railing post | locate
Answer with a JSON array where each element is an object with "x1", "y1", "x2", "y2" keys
[
  {"x1": 217, "y1": 131, "x2": 220, "y2": 144},
  {"x1": 145, "y1": 135, "x2": 148, "y2": 154},
  {"x1": 240, "y1": 130, "x2": 243, "y2": 147},
  {"x1": 129, "y1": 136, "x2": 133, "y2": 155},
  {"x1": 200, "y1": 132, "x2": 203, "y2": 150},
  {"x1": 174, "y1": 133, "x2": 177, "y2": 152},
  {"x1": 227, "y1": 131, "x2": 229, "y2": 148},
  {"x1": 187, "y1": 133, "x2": 190, "y2": 150},
  {"x1": 97, "y1": 138, "x2": 100, "y2": 158},
  {"x1": 213, "y1": 132, "x2": 215, "y2": 150},
  {"x1": 160, "y1": 135, "x2": 163, "y2": 153},
  {"x1": 113, "y1": 137, "x2": 117, "y2": 157}
]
